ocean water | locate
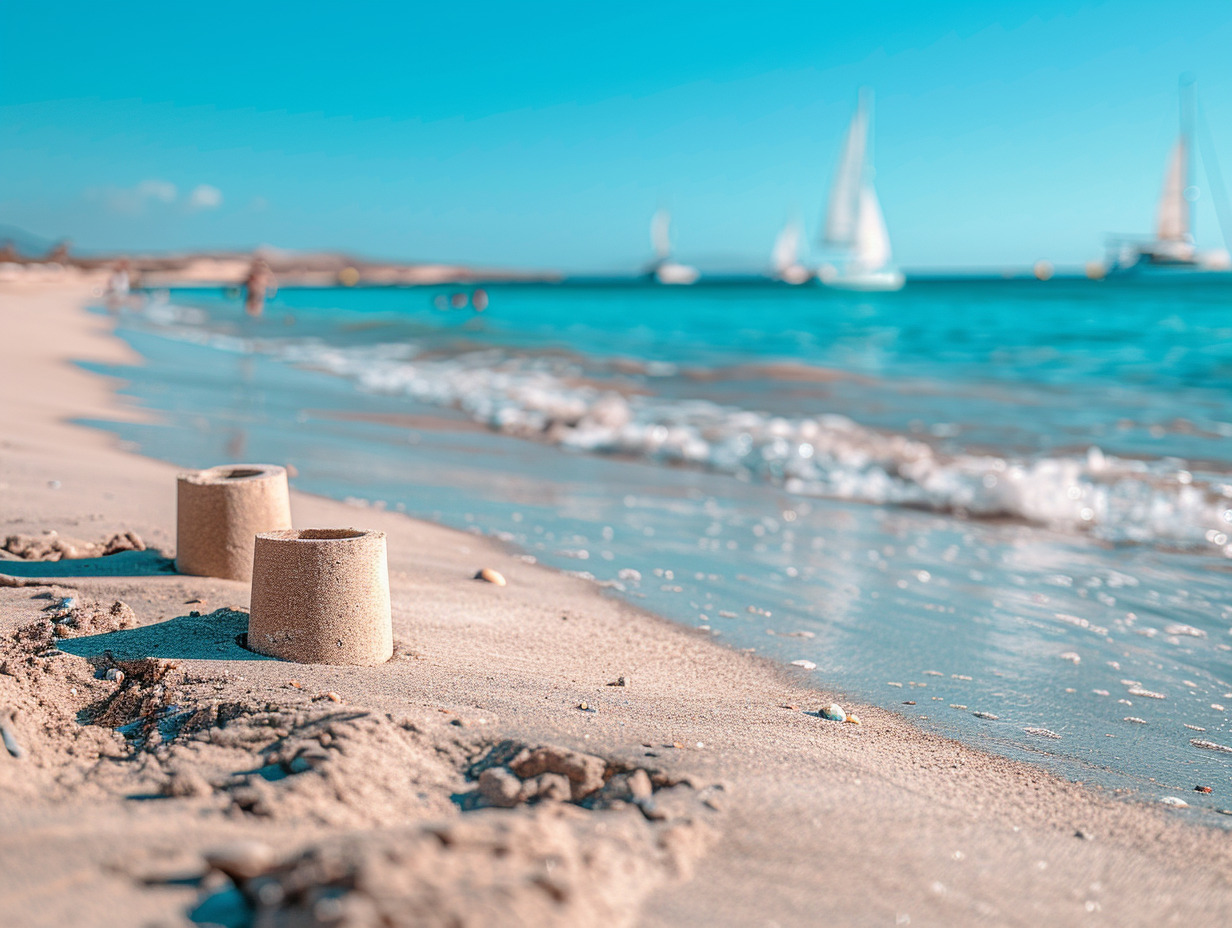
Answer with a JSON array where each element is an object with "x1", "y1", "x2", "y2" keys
[{"x1": 84, "y1": 278, "x2": 1232, "y2": 811}]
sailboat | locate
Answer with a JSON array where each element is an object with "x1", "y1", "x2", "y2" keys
[
  {"x1": 1107, "y1": 78, "x2": 1232, "y2": 274},
  {"x1": 817, "y1": 90, "x2": 905, "y2": 291},
  {"x1": 646, "y1": 209, "x2": 700, "y2": 285},
  {"x1": 771, "y1": 218, "x2": 812, "y2": 283}
]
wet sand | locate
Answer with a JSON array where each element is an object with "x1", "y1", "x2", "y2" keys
[{"x1": 2, "y1": 280, "x2": 1230, "y2": 927}]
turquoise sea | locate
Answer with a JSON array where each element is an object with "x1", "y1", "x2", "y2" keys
[{"x1": 86, "y1": 277, "x2": 1232, "y2": 810}]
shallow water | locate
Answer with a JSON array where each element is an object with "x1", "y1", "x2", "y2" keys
[{"x1": 83, "y1": 279, "x2": 1232, "y2": 814}]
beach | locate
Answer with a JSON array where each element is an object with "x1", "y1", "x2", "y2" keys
[{"x1": 2, "y1": 280, "x2": 1232, "y2": 927}]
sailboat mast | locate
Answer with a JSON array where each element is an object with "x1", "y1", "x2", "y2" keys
[{"x1": 1181, "y1": 74, "x2": 1195, "y2": 239}]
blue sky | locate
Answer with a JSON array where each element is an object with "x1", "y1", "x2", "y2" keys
[{"x1": 3, "y1": 1, "x2": 1232, "y2": 271}]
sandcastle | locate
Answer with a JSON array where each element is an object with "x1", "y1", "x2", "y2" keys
[
  {"x1": 247, "y1": 528, "x2": 393, "y2": 665},
  {"x1": 176, "y1": 465, "x2": 293, "y2": 581}
]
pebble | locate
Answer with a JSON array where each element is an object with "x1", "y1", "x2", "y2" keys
[
  {"x1": 1123, "y1": 717, "x2": 1147, "y2": 724},
  {"x1": 325, "y1": 691, "x2": 342, "y2": 703},
  {"x1": 844, "y1": 714, "x2": 861, "y2": 725},
  {"x1": 0, "y1": 718, "x2": 24, "y2": 759},
  {"x1": 790, "y1": 659, "x2": 817, "y2": 670},
  {"x1": 819, "y1": 704, "x2": 847, "y2": 722},
  {"x1": 205, "y1": 841, "x2": 278, "y2": 881},
  {"x1": 104, "y1": 668, "x2": 125, "y2": 683},
  {"x1": 606, "y1": 676, "x2": 628, "y2": 687},
  {"x1": 1127, "y1": 687, "x2": 1166, "y2": 700},
  {"x1": 475, "y1": 568, "x2": 506, "y2": 586},
  {"x1": 1160, "y1": 796, "x2": 1189, "y2": 808},
  {"x1": 1194, "y1": 786, "x2": 1213, "y2": 793},
  {"x1": 1058, "y1": 652, "x2": 1081, "y2": 664},
  {"x1": 972, "y1": 711, "x2": 999, "y2": 720}
]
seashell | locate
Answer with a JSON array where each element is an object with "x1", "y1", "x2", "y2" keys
[
  {"x1": 819, "y1": 704, "x2": 847, "y2": 722},
  {"x1": 790, "y1": 659, "x2": 817, "y2": 670},
  {"x1": 475, "y1": 568, "x2": 506, "y2": 586},
  {"x1": 844, "y1": 714, "x2": 861, "y2": 725},
  {"x1": 973, "y1": 711, "x2": 999, "y2": 720},
  {"x1": 1160, "y1": 796, "x2": 1189, "y2": 808}
]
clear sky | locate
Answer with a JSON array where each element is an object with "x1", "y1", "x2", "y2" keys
[{"x1": 3, "y1": 1, "x2": 1232, "y2": 271}]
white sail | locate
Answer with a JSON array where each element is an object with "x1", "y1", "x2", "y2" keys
[
  {"x1": 772, "y1": 219, "x2": 802, "y2": 273},
  {"x1": 1156, "y1": 137, "x2": 1190, "y2": 242},
  {"x1": 823, "y1": 95, "x2": 868, "y2": 246},
  {"x1": 651, "y1": 209, "x2": 672, "y2": 260},
  {"x1": 852, "y1": 184, "x2": 891, "y2": 271}
]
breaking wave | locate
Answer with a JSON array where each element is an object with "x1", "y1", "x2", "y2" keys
[{"x1": 268, "y1": 340, "x2": 1232, "y2": 554}]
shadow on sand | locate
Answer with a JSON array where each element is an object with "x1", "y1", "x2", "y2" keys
[
  {"x1": 0, "y1": 548, "x2": 176, "y2": 578},
  {"x1": 59, "y1": 608, "x2": 273, "y2": 662}
]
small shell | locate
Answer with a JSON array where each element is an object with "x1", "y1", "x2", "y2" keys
[
  {"x1": 1160, "y1": 796, "x2": 1189, "y2": 808},
  {"x1": 475, "y1": 568, "x2": 506, "y2": 586},
  {"x1": 104, "y1": 668, "x2": 125, "y2": 684},
  {"x1": 819, "y1": 704, "x2": 847, "y2": 722},
  {"x1": 790, "y1": 659, "x2": 817, "y2": 670},
  {"x1": 844, "y1": 714, "x2": 861, "y2": 725}
]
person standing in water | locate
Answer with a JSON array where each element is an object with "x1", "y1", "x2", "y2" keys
[{"x1": 244, "y1": 259, "x2": 275, "y2": 317}]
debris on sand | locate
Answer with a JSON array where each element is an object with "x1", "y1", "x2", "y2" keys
[
  {"x1": 1190, "y1": 739, "x2": 1232, "y2": 754},
  {"x1": 1160, "y1": 796, "x2": 1189, "y2": 808},
  {"x1": 606, "y1": 676, "x2": 629, "y2": 687},
  {"x1": 973, "y1": 711, "x2": 999, "y2": 720},
  {"x1": 1195, "y1": 786, "x2": 1213, "y2": 793},
  {"x1": 1023, "y1": 727, "x2": 1062, "y2": 740},
  {"x1": 2, "y1": 530, "x2": 144, "y2": 561},
  {"x1": 475, "y1": 568, "x2": 506, "y2": 586},
  {"x1": 790, "y1": 659, "x2": 817, "y2": 670}
]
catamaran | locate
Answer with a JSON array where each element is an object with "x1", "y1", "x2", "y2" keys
[
  {"x1": 1106, "y1": 78, "x2": 1232, "y2": 274},
  {"x1": 817, "y1": 89, "x2": 904, "y2": 291},
  {"x1": 646, "y1": 209, "x2": 700, "y2": 285},
  {"x1": 771, "y1": 218, "x2": 812, "y2": 284}
]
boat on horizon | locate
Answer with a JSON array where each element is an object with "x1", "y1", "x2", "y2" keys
[
  {"x1": 771, "y1": 218, "x2": 812, "y2": 284},
  {"x1": 1106, "y1": 78, "x2": 1231, "y2": 276},
  {"x1": 817, "y1": 90, "x2": 905, "y2": 292},
  {"x1": 646, "y1": 209, "x2": 700, "y2": 285}
]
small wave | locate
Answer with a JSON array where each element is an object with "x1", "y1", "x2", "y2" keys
[{"x1": 285, "y1": 342, "x2": 1232, "y2": 553}]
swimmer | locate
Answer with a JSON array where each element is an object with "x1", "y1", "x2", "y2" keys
[{"x1": 244, "y1": 259, "x2": 276, "y2": 317}]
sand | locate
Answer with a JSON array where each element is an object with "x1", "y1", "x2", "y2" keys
[{"x1": 1, "y1": 279, "x2": 1230, "y2": 927}]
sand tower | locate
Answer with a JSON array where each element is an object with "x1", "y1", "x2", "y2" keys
[
  {"x1": 176, "y1": 464, "x2": 293, "y2": 581},
  {"x1": 247, "y1": 528, "x2": 393, "y2": 665}
]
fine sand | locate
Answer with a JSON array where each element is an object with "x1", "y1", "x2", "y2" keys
[{"x1": 2, "y1": 280, "x2": 1231, "y2": 927}]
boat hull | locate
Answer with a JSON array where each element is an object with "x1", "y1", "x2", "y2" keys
[
  {"x1": 654, "y1": 262, "x2": 700, "y2": 285},
  {"x1": 817, "y1": 268, "x2": 905, "y2": 292}
]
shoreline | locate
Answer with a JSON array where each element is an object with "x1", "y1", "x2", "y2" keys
[{"x1": 2, "y1": 280, "x2": 1231, "y2": 926}]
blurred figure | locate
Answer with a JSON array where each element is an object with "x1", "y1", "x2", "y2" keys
[
  {"x1": 472, "y1": 288, "x2": 489, "y2": 312},
  {"x1": 244, "y1": 259, "x2": 276, "y2": 317},
  {"x1": 104, "y1": 258, "x2": 132, "y2": 311}
]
